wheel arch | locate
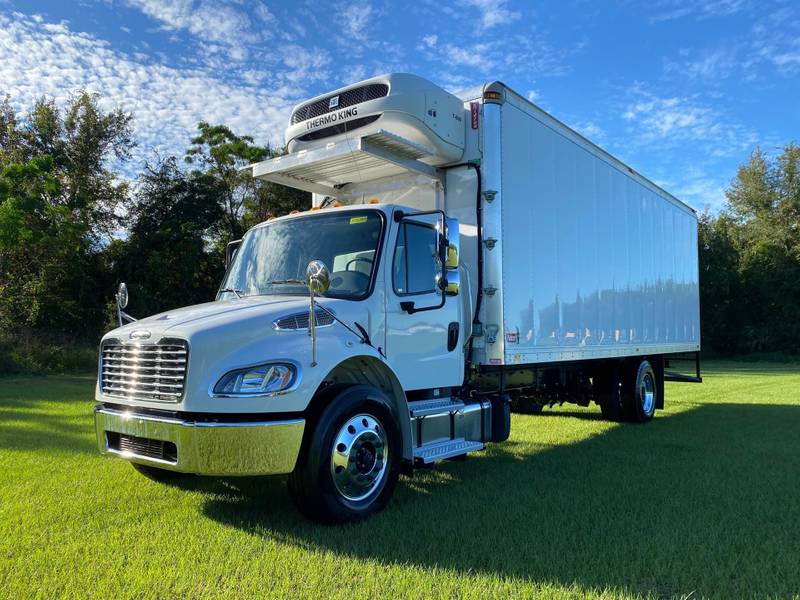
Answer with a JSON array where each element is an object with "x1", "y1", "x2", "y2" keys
[{"x1": 308, "y1": 355, "x2": 412, "y2": 462}]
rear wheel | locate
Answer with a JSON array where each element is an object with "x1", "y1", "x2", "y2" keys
[
  {"x1": 624, "y1": 360, "x2": 657, "y2": 423},
  {"x1": 288, "y1": 385, "x2": 401, "y2": 524}
]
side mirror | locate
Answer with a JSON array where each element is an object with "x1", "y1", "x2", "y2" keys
[
  {"x1": 226, "y1": 239, "x2": 242, "y2": 269},
  {"x1": 115, "y1": 282, "x2": 136, "y2": 326},
  {"x1": 444, "y1": 269, "x2": 460, "y2": 296},
  {"x1": 116, "y1": 282, "x2": 129, "y2": 309},
  {"x1": 306, "y1": 260, "x2": 331, "y2": 295},
  {"x1": 445, "y1": 218, "x2": 460, "y2": 269}
]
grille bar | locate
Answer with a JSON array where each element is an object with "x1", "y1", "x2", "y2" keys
[{"x1": 100, "y1": 339, "x2": 188, "y2": 403}]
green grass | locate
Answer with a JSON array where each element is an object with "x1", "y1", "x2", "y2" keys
[{"x1": 1, "y1": 361, "x2": 799, "y2": 599}]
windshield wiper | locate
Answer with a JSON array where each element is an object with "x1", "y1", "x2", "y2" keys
[
  {"x1": 219, "y1": 287, "x2": 243, "y2": 299},
  {"x1": 268, "y1": 279, "x2": 306, "y2": 285}
]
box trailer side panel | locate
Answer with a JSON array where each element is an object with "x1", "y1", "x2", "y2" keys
[{"x1": 494, "y1": 99, "x2": 700, "y2": 365}]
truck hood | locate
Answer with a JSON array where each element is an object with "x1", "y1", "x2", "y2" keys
[
  {"x1": 135, "y1": 296, "x2": 303, "y2": 330},
  {"x1": 104, "y1": 295, "x2": 347, "y2": 342}
]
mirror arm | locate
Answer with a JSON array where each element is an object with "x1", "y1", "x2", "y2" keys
[
  {"x1": 116, "y1": 305, "x2": 137, "y2": 326},
  {"x1": 120, "y1": 310, "x2": 137, "y2": 324},
  {"x1": 400, "y1": 292, "x2": 446, "y2": 315}
]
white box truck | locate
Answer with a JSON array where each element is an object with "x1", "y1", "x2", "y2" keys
[{"x1": 94, "y1": 73, "x2": 701, "y2": 523}]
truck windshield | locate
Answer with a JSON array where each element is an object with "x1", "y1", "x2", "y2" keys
[{"x1": 220, "y1": 210, "x2": 384, "y2": 300}]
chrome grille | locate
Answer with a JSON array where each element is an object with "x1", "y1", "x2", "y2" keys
[
  {"x1": 273, "y1": 311, "x2": 335, "y2": 331},
  {"x1": 101, "y1": 339, "x2": 188, "y2": 402},
  {"x1": 291, "y1": 83, "x2": 389, "y2": 124}
]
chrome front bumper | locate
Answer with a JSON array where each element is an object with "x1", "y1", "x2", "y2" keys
[{"x1": 94, "y1": 405, "x2": 305, "y2": 476}]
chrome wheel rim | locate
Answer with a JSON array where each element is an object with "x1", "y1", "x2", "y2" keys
[
  {"x1": 330, "y1": 414, "x2": 388, "y2": 502},
  {"x1": 641, "y1": 372, "x2": 655, "y2": 415}
]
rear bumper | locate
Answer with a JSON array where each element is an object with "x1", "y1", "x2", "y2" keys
[{"x1": 94, "y1": 405, "x2": 305, "y2": 476}]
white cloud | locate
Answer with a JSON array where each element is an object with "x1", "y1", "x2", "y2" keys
[
  {"x1": 571, "y1": 120, "x2": 606, "y2": 144},
  {"x1": 422, "y1": 34, "x2": 438, "y2": 48},
  {"x1": 647, "y1": 0, "x2": 751, "y2": 23},
  {"x1": 462, "y1": 0, "x2": 520, "y2": 28},
  {"x1": 335, "y1": 1, "x2": 374, "y2": 43},
  {"x1": 123, "y1": 0, "x2": 276, "y2": 60},
  {"x1": 660, "y1": 167, "x2": 728, "y2": 211},
  {"x1": 662, "y1": 5, "x2": 800, "y2": 81},
  {"x1": 0, "y1": 13, "x2": 300, "y2": 172},
  {"x1": 419, "y1": 32, "x2": 568, "y2": 77},
  {"x1": 664, "y1": 47, "x2": 739, "y2": 80},
  {"x1": 750, "y1": 7, "x2": 800, "y2": 74},
  {"x1": 620, "y1": 84, "x2": 757, "y2": 159}
]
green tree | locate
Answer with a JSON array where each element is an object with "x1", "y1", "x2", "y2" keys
[
  {"x1": 0, "y1": 91, "x2": 134, "y2": 340},
  {"x1": 114, "y1": 157, "x2": 225, "y2": 317},
  {"x1": 185, "y1": 124, "x2": 310, "y2": 239},
  {"x1": 0, "y1": 156, "x2": 85, "y2": 333},
  {"x1": 697, "y1": 212, "x2": 745, "y2": 353},
  {"x1": 701, "y1": 143, "x2": 800, "y2": 355},
  {"x1": 185, "y1": 122, "x2": 268, "y2": 240},
  {"x1": 12, "y1": 92, "x2": 134, "y2": 236}
]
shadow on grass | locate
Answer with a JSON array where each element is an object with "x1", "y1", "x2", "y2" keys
[
  {"x1": 0, "y1": 398, "x2": 96, "y2": 455},
  {"x1": 201, "y1": 403, "x2": 800, "y2": 598}
]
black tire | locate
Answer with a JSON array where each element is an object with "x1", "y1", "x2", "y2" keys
[
  {"x1": 624, "y1": 360, "x2": 657, "y2": 423},
  {"x1": 287, "y1": 385, "x2": 401, "y2": 524},
  {"x1": 595, "y1": 364, "x2": 626, "y2": 422},
  {"x1": 131, "y1": 462, "x2": 187, "y2": 482}
]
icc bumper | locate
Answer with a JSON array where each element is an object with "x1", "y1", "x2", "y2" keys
[{"x1": 94, "y1": 405, "x2": 305, "y2": 476}]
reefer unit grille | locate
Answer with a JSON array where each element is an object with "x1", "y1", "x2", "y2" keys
[
  {"x1": 291, "y1": 84, "x2": 388, "y2": 124},
  {"x1": 100, "y1": 339, "x2": 188, "y2": 402}
]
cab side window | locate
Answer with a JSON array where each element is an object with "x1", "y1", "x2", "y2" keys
[{"x1": 393, "y1": 221, "x2": 438, "y2": 295}]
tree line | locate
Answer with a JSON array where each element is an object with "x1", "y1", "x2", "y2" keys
[
  {"x1": 0, "y1": 92, "x2": 307, "y2": 371},
  {"x1": 0, "y1": 91, "x2": 797, "y2": 372}
]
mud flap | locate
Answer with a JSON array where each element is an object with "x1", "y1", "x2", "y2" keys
[{"x1": 490, "y1": 394, "x2": 511, "y2": 442}]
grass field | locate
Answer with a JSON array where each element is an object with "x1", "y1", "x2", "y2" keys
[{"x1": 1, "y1": 360, "x2": 799, "y2": 599}]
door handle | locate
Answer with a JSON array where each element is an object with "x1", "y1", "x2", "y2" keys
[{"x1": 447, "y1": 322, "x2": 459, "y2": 352}]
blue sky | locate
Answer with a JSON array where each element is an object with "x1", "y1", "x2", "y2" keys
[{"x1": 1, "y1": 0, "x2": 798, "y2": 211}]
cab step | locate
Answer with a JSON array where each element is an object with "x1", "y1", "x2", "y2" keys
[
  {"x1": 408, "y1": 398, "x2": 464, "y2": 418},
  {"x1": 413, "y1": 438, "x2": 484, "y2": 464}
]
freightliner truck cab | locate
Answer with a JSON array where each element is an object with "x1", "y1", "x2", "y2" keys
[{"x1": 94, "y1": 73, "x2": 701, "y2": 523}]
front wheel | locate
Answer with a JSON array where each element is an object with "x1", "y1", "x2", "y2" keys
[{"x1": 288, "y1": 385, "x2": 401, "y2": 524}]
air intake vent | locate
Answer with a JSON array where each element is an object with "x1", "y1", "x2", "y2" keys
[
  {"x1": 107, "y1": 432, "x2": 178, "y2": 463},
  {"x1": 273, "y1": 311, "x2": 335, "y2": 331},
  {"x1": 291, "y1": 84, "x2": 389, "y2": 125},
  {"x1": 297, "y1": 115, "x2": 380, "y2": 142},
  {"x1": 100, "y1": 338, "x2": 188, "y2": 402}
]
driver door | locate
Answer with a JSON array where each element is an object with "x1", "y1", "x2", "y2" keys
[{"x1": 384, "y1": 212, "x2": 463, "y2": 391}]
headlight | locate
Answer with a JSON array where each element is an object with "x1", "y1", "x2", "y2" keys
[{"x1": 213, "y1": 363, "x2": 297, "y2": 396}]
